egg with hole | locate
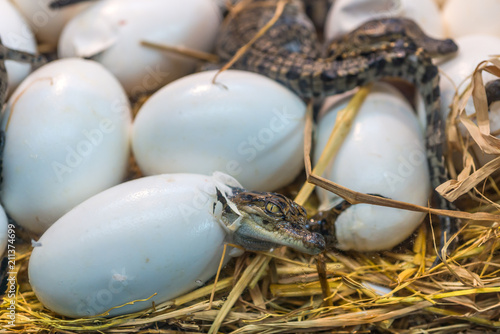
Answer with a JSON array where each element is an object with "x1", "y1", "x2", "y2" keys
[
  {"x1": 132, "y1": 69, "x2": 306, "y2": 192},
  {"x1": 0, "y1": 58, "x2": 132, "y2": 235},
  {"x1": 58, "y1": 0, "x2": 222, "y2": 97},
  {"x1": 10, "y1": 0, "x2": 92, "y2": 50},
  {"x1": 0, "y1": 0, "x2": 37, "y2": 92},
  {"x1": 28, "y1": 172, "x2": 242, "y2": 317},
  {"x1": 315, "y1": 83, "x2": 430, "y2": 251}
]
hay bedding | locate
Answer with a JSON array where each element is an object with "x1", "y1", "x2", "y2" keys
[{"x1": 2, "y1": 3, "x2": 500, "y2": 334}]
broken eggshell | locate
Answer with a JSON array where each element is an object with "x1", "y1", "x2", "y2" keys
[
  {"x1": 0, "y1": 58, "x2": 132, "y2": 235},
  {"x1": 0, "y1": 0, "x2": 37, "y2": 92},
  {"x1": 132, "y1": 69, "x2": 306, "y2": 192},
  {"x1": 58, "y1": 0, "x2": 221, "y2": 96},
  {"x1": 10, "y1": 0, "x2": 92, "y2": 50},
  {"x1": 29, "y1": 172, "x2": 242, "y2": 318},
  {"x1": 315, "y1": 83, "x2": 430, "y2": 251}
]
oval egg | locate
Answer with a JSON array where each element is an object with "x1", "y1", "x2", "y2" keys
[
  {"x1": 28, "y1": 173, "x2": 240, "y2": 318},
  {"x1": 315, "y1": 83, "x2": 430, "y2": 251},
  {"x1": 0, "y1": 0, "x2": 37, "y2": 92},
  {"x1": 132, "y1": 69, "x2": 306, "y2": 191},
  {"x1": 58, "y1": 0, "x2": 221, "y2": 97},
  {"x1": 1, "y1": 58, "x2": 132, "y2": 234}
]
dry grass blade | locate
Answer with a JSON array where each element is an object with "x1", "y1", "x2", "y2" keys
[
  {"x1": 306, "y1": 166, "x2": 500, "y2": 221},
  {"x1": 296, "y1": 85, "x2": 372, "y2": 204},
  {"x1": 207, "y1": 254, "x2": 269, "y2": 334},
  {"x1": 140, "y1": 40, "x2": 219, "y2": 63}
]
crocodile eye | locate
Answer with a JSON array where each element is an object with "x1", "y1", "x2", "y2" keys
[{"x1": 265, "y1": 202, "x2": 282, "y2": 215}]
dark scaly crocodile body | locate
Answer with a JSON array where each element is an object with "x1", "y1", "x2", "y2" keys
[{"x1": 215, "y1": 0, "x2": 459, "y2": 257}]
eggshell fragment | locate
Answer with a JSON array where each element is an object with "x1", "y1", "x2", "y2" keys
[
  {"x1": 0, "y1": 0, "x2": 37, "y2": 92},
  {"x1": 315, "y1": 83, "x2": 430, "y2": 251},
  {"x1": 0, "y1": 58, "x2": 132, "y2": 235},
  {"x1": 443, "y1": 0, "x2": 500, "y2": 39},
  {"x1": 132, "y1": 70, "x2": 306, "y2": 191},
  {"x1": 10, "y1": 0, "x2": 92, "y2": 50},
  {"x1": 29, "y1": 173, "x2": 240, "y2": 318},
  {"x1": 324, "y1": 0, "x2": 445, "y2": 43},
  {"x1": 58, "y1": 0, "x2": 221, "y2": 96},
  {"x1": 0, "y1": 205, "x2": 8, "y2": 255}
]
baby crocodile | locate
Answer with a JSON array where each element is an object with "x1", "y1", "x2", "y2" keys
[
  {"x1": 215, "y1": 0, "x2": 459, "y2": 258},
  {"x1": 216, "y1": 186, "x2": 325, "y2": 255}
]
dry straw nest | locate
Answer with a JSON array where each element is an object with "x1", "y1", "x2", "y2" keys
[{"x1": 2, "y1": 2, "x2": 500, "y2": 333}]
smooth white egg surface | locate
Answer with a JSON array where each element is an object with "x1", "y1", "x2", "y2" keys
[
  {"x1": 0, "y1": 58, "x2": 132, "y2": 234},
  {"x1": 0, "y1": 0, "x2": 37, "y2": 92},
  {"x1": 29, "y1": 173, "x2": 240, "y2": 318},
  {"x1": 10, "y1": 0, "x2": 92, "y2": 49},
  {"x1": 324, "y1": 0, "x2": 444, "y2": 43},
  {"x1": 443, "y1": 0, "x2": 500, "y2": 39},
  {"x1": 58, "y1": 0, "x2": 221, "y2": 96},
  {"x1": 132, "y1": 70, "x2": 306, "y2": 191},
  {"x1": 315, "y1": 83, "x2": 430, "y2": 251},
  {"x1": 0, "y1": 205, "x2": 8, "y2": 254}
]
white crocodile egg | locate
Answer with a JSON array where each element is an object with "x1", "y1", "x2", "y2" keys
[
  {"x1": 58, "y1": 0, "x2": 221, "y2": 97},
  {"x1": 443, "y1": 0, "x2": 500, "y2": 39},
  {"x1": 325, "y1": 0, "x2": 445, "y2": 43},
  {"x1": 0, "y1": 0, "x2": 37, "y2": 92},
  {"x1": 0, "y1": 205, "x2": 8, "y2": 254},
  {"x1": 10, "y1": 0, "x2": 92, "y2": 49},
  {"x1": 132, "y1": 70, "x2": 306, "y2": 192},
  {"x1": 0, "y1": 58, "x2": 132, "y2": 235},
  {"x1": 29, "y1": 173, "x2": 241, "y2": 318},
  {"x1": 315, "y1": 83, "x2": 430, "y2": 251}
]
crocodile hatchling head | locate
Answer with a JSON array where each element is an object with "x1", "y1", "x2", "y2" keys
[{"x1": 216, "y1": 187, "x2": 325, "y2": 255}]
